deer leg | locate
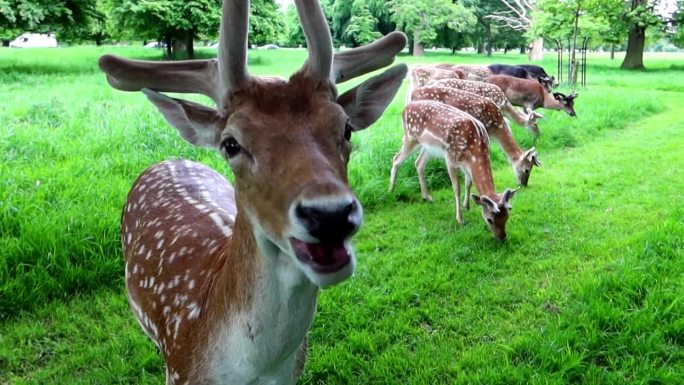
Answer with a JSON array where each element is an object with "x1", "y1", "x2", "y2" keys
[
  {"x1": 389, "y1": 136, "x2": 419, "y2": 192},
  {"x1": 445, "y1": 159, "x2": 464, "y2": 225},
  {"x1": 414, "y1": 149, "x2": 433, "y2": 202},
  {"x1": 463, "y1": 171, "x2": 472, "y2": 210}
]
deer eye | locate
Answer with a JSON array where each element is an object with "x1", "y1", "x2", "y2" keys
[
  {"x1": 486, "y1": 218, "x2": 494, "y2": 225},
  {"x1": 221, "y1": 137, "x2": 242, "y2": 158},
  {"x1": 344, "y1": 121, "x2": 353, "y2": 142}
]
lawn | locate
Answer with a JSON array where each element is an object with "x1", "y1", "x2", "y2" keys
[{"x1": 0, "y1": 46, "x2": 683, "y2": 384}]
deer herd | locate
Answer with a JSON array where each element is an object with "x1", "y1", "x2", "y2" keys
[{"x1": 97, "y1": 1, "x2": 578, "y2": 384}]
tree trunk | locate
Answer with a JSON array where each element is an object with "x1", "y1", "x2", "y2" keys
[
  {"x1": 568, "y1": 6, "x2": 581, "y2": 86},
  {"x1": 528, "y1": 38, "x2": 544, "y2": 61},
  {"x1": 621, "y1": 23, "x2": 646, "y2": 69},
  {"x1": 610, "y1": 43, "x2": 615, "y2": 60},
  {"x1": 412, "y1": 32, "x2": 424, "y2": 56},
  {"x1": 477, "y1": 40, "x2": 485, "y2": 54},
  {"x1": 485, "y1": 23, "x2": 493, "y2": 57},
  {"x1": 165, "y1": 37, "x2": 172, "y2": 58},
  {"x1": 185, "y1": 29, "x2": 195, "y2": 59}
]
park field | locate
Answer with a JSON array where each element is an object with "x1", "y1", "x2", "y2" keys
[{"x1": 1, "y1": 46, "x2": 683, "y2": 384}]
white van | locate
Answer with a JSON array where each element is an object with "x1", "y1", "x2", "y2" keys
[{"x1": 9, "y1": 33, "x2": 58, "y2": 48}]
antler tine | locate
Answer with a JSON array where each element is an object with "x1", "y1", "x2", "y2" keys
[
  {"x1": 295, "y1": 0, "x2": 333, "y2": 81},
  {"x1": 98, "y1": 55, "x2": 220, "y2": 103},
  {"x1": 332, "y1": 31, "x2": 407, "y2": 84},
  {"x1": 218, "y1": 0, "x2": 251, "y2": 105}
]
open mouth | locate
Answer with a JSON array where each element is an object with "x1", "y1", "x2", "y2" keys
[{"x1": 291, "y1": 238, "x2": 352, "y2": 273}]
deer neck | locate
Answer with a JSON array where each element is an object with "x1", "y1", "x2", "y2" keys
[
  {"x1": 468, "y1": 155, "x2": 499, "y2": 200},
  {"x1": 503, "y1": 102, "x2": 528, "y2": 127},
  {"x1": 204, "y1": 210, "x2": 319, "y2": 382},
  {"x1": 491, "y1": 125, "x2": 523, "y2": 163}
]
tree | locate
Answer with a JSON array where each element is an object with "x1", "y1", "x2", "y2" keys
[
  {"x1": 343, "y1": 0, "x2": 381, "y2": 46},
  {"x1": 107, "y1": 0, "x2": 222, "y2": 58},
  {"x1": 621, "y1": 0, "x2": 663, "y2": 69},
  {"x1": 0, "y1": 0, "x2": 99, "y2": 42},
  {"x1": 487, "y1": 0, "x2": 545, "y2": 60},
  {"x1": 390, "y1": 0, "x2": 475, "y2": 56},
  {"x1": 249, "y1": 0, "x2": 285, "y2": 46},
  {"x1": 532, "y1": 0, "x2": 610, "y2": 85}
]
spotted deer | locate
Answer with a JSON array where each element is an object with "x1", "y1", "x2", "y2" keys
[
  {"x1": 431, "y1": 78, "x2": 543, "y2": 136},
  {"x1": 99, "y1": 0, "x2": 407, "y2": 383},
  {"x1": 451, "y1": 64, "x2": 493, "y2": 81},
  {"x1": 407, "y1": 65, "x2": 464, "y2": 103},
  {"x1": 389, "y1": 100, "x2": 518, "y2": 240},
  {"x1": 484, "y1": 75, "x2": 578, "y2": 117},
  {"x1": 411, "y1": 85, "x2": 542, "y2": 187}
]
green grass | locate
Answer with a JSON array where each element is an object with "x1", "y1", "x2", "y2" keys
[{"x1": 1, "y1": 46, "x2": 683, "y2": 384}]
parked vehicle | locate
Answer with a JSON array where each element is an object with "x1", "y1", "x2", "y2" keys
[{"x1": 9, "y1": 33, "x2": 58, "y2": 48}]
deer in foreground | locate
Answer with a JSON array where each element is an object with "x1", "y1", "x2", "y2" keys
[
  {"x1": 485, "y1": 75, "x2": 578, "y2": 117},
  {"x1": 431, "y1": 78, "x2": 543, "y2": 137},
  {"x1": 389, "y1": 100, "x2": 518, "y2": 240},
  {"x1": 411, "y1": 85, "x2": 542, "y2": 187},
  {"x1": 99, "y1": 0, "x2": 407, "y2": 383}
]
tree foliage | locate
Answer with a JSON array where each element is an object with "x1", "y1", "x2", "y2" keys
[
  {"x1": 0, "y1": 0, "x2": 99, "y2": 41},
  {"x1": 390, "y1": 0, "x2": 475, "y2": 54}
]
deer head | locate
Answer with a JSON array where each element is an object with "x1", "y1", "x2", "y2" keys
[
  {"x1": 472, "y1": 188, "x2": 519, "y2": 241},
  {"x1": 553, "y1": 91, "x2": 578, "y2": 117},
  {"x1": 100, "y1": 0, "x2": 407, "y2": 287},
  {"x1": 515, "y1": 147, "x2": 542, "y2": 187}
]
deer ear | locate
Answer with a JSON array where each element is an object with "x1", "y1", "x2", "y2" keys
[
  {"x1": 521, "y1": 147, "x2": 537, "y2": 162},
  {"x1": 501, "y1": 188, "x2": 520, "y2": 204},
  {"x1": 336, "y1": 64, "x2": 408, "y2": 131},
  {"x1": 142, "y1": 89, "x2": 223, "y2": 148},
  {"x1": 472, "y1": 194, "x2": 499, "y2": 213}
]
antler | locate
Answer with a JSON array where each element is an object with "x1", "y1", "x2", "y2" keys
[
  {"x1": 217, "y1": 0, "x2": 251, "y2": 105},
  {"x1": 98, "y1": 1, "x2": 405, "y2": 107},
  {"x1": 295, "y1": 0, "x2": 333, "y2": 81},
  {"x1": 98, "y1": 56, "x2": 221, "y2": 103},
  {"x1": 333, "y1": 31, "x2": 407, "y2": 83}
]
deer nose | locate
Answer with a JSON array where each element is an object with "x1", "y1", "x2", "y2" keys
[{"x1": 295, "y1": 200, "x2": 359, "y2": 241}]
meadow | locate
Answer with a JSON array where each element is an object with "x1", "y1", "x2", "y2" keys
[{"x1": 0, "y1": 45, "x2": 683, "y2": 384}]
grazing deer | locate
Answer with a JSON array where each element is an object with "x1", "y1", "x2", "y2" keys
[
  {"x1": 407, "y1": 65, "x2": 464, "y2": 103},
  {"x1": 431, "y1": 78, "x2": 543, "y2": 136},
  {"x1": 99, "y1": 0, "x2": 407, "y2": 384},
  {"x1": 487, "y1": 64, "x2": 554, "y2": 92},
  {"x1": 411, "y1": 85, "x2": 542, "y2": 186},
  {"x1": 451, "y1": 64, "x2": 493, "y2": 81},
  {"x1": 389, "y1": 100, "x2": 518, "y2": 240},
  {"x1": 485, "y1": 75, "x2": 578, "y2": 117}
]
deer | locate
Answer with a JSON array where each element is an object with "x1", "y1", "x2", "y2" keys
[
  {"x1": 98, "y1": 0, "x2": 407, "y2": 384},
  {"x1": 410, "y1": 85, "x2": 542, "y2": 187},
  {"x1": 389, "y1": 100, "x2": 518, "y2": 240},
  {"x1": 484, "y1": 74, "x2": 578, "y2": 117},
  {"x1": 487, "y1": 64, "x2": 554, "y2": 92},
  {"x1": 451, "y1": 64, "x2": 493, "y2": 81},
  {"x1": 431, "y1": 78, "x2": 543, "y2": 137},
  {"x1": 407, "y1": 65, "x2": 464, "y2": 104}
]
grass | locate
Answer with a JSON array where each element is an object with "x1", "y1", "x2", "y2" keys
[{"x1": 1, "y1": 46, "x2": 683, "y2": 384}]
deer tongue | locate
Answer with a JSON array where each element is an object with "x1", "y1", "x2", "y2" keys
[{"x1": 291, "y1": 238, "x2": 351, "y2": 273}]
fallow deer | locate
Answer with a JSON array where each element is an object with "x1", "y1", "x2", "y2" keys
[
  {"x1": 389, "y1": 100, "x2": 518, "y2": 240},
  {"x1": 431, "y1": 78, "x2": 543, "y2": 136},
  {"x1": 407, "y1": 65, "x2": 464, "y2": 104},
  {"x1": 451, "y1": 64, "x2": 493, "y2": 81},
  {"x1": 99, "y1": 0, "x2": 407, "y2": 384},
  {"x1": 488, "y1": 64, "x2": 555, "y2": 92},
  {"x1": 411, "y1": 85, "x2": 542, "y2": 187},
  {"x1": 485, "y1": 74, "x2": 578, "y2": 117}
]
